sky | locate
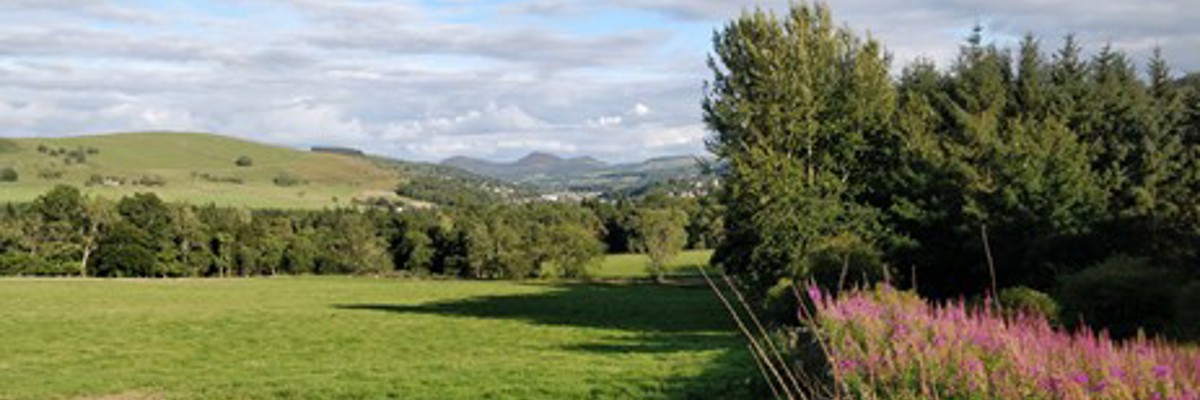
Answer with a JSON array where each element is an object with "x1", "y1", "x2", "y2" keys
[{"x1": 1, "y1": 1, "x2": 1198, "y2": 163}]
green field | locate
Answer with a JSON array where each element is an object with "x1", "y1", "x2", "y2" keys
[
  {"x1": 0, "y1": 133, "x2": 409, "y2": 209},
  {"x1": 0, "y1": 277, "x2": 754, "y2": 399},
  {"x1": 590, "y1": 250, "x2": 715, "y2": 279}
]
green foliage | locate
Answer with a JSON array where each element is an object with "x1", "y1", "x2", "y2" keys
[
  {"x1": 272, "y1": 172, "x2": 307, "y2": 187},
  {"x1": 585, "y1": 197, "x2": 638, "y2": 253},
  {"x1": 0, "y1": 252, "x2": 50, "y2": 275},
  {"x1": 522, "y1": 202, "x2": 606, "y2": 278},
  {"x1": 1057, "y1": 255, "x2": 1180, "y2": 338},
  {"x1": 394, "y1": 174, "x2": 507, "y2": 207},
  {"x1": 998, "y1": 286, "x2": 1060, "y2": 323},
  {"x1": 117, "y1": 193, "x2": 172, "y2": 233},
  {"x1": 282, "y1": 233, "x2": 318, "y2": 274},
  {"x1": 632, "y1": 207, "x2": 688, "y2": 282},
  {"x1": 685, "y1": 194, "x2": 724, "y2": 249},
  {"x1": 706, "y1": 3, "x2": 1200, "y2": 329},
  {"x1": 705, "y1": 4, "x2": 893, "y2": 296},
  {"x1": 92, "y1": 222, "x2": 157, "y2": 277},
  {"x1": 33, "y1": 185, "x2": 87, "y2": 225},
  {"x1": 542, "y1": 223, "x2": 604, "y2": 278},
  {"x1": 763, "y1": 278, "x2": 801, "y2": 326},
  {"x1": 0, "y1": 166, "x2": 18, "y2": 182},
  {"x1": 805, "y1": 232, "x2": 888, "y2": 291},
  {"x1": 235, "y1": 155, "x2": 253, "y2": 167},
  {"x1": 1175, "y1": 281, "x2": 1200, "y2": 339},
  {"x1": 315, "y1": 211, "x2": 393, "y2": 275}
]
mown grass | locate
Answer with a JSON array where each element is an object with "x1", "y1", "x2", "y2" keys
[
  {"x1": 0, "y1": 132, "x2": 405, "y2": 209},
  {"x1": 0, "y1": 277, "x2": 754, "y2": 399},
  {"x1": 589, "y1": 249, "x2": 715, "y2": 279}
]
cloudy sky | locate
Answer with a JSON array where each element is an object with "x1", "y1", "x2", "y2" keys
[{"x1": 1, "y1": 1, "x2": 1197, "y2": 162}]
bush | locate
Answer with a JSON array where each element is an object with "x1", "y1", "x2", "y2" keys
[
  {"x1": 805, "y1": 232, "x2": 887, "y2": 292},
  {"x1": 38, "y1": 169, "x2": 64, "y2": 180},
  {"x1": 1057, "y1": 255, "x2": 1181, "y2": 338},
  {"x1": 763, "y1": 278, "x2": 802, "y2": 326},
  {"x1": 0, "y1": 252, "x2": 48, "y2": 275},
  {"x1": 273, "y1": 172, "x2": 307, "y2": 187},
  {"x1": 235, "y1": 156, "x2": 253, "y2": 167},
  {"x1": 134, "y1": 175, "x2": 166, "y2": 187},
  {"x1": 998, "y1": 286, "x2": 1059, "y2": 323},
  {"x1": 0, "y1": 167, "x2": 18, "y2": 182}
]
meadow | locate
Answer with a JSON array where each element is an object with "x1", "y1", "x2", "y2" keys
[
  {"x1": 0, "y1": 274, "x2": 755, "y2": 399},
  {"x1": 589, "y1": 249, "x2": 714, "y2": 279}
]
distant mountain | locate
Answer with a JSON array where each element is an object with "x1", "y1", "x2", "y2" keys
[
  {"x1": 441, "y1": 152, "x2": 715, "y2": 193},
  {"x1": 443, "y1": 151, "x2": 610, "y2": 181}
]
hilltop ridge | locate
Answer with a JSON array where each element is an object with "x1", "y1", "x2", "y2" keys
[{"x1": 0, "y1": 132, "x2": 409, "y2": 208}]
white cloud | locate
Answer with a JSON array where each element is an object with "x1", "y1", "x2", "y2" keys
[
  {"x1": 383, "y1": 103, "x2": 549, "y2": 140},
  {"x1": 1, "y1": 0, "x2": 1198, "y2": 163},
  {"x1": 587, "y1": 115, "x2": 623, "y2": 128},
  {"x1": 633, "y1": 103, "x2": 651, "y2": 116}
]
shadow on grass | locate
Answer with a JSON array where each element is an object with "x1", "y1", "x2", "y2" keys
[
  {"x1": 335, "y1": 283, "x2": 729, "y2": 332},
  {"x1": 334, "y1": 282, "x2": 762, "y2": 399}
]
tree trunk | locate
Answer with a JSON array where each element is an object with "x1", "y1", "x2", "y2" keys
[{"x1": 80, "y1": 236, "x2": 93, "y2": 278}]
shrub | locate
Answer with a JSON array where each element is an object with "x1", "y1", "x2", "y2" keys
[
  {"x1": 134, "y1": 175, "x2": 166, "y2": 187},
  {"x1": 998, "y1": 286, "x2": 1059, "y2": 323},
  {"x1": 38, "y1": 169, "x2": 64, "y2": 180},
  {"x1": 1057, "y1": 255, "x2": 1181, "y2": 338},
  {"x1": 273, "y1": 172, "x2": 307, "y2": 187},
  {"x1": 0, "y1": 252, "x2": 48, "y2": 275},
  {"x1": 805, "y1": 232, "x2": 887, "y2": 292},
  {"x1": 65, "y1": 149, "x2": 87, "y2": 164},
  {"x1": 195, "y1": 172, "x2": 243, "y2": 185},
  {"x1": 0, "y1": 167, "x2": 17, "y2": 182},
  {"x1": 235, "y1": 156, "x2": 253, "y2": 167},
  {"x1": 24, "y1": 260, "x2": 77, "y2": 276},
  {"x1": 763, "y1": 278, "x2": 801, "y2": 326}
]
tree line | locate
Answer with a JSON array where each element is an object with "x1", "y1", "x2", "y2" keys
[
  {"x1": 0, "y1": 186, "x2": 722, "y2": 279},
  {"x1": 706, "y1": 4, "x2": 1199, "y2": 337}
]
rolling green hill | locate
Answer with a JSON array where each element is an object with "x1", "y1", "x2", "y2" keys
[
  {"x1": 0, "y1": 132, "x2": 410, "y2": 209},
  {"x1": 441, "y1": 152, "x2": 716, "y2": 193}
]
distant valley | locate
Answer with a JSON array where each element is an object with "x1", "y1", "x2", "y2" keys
[
  {"x1": 441, "y1": 151, "x2": 716, "y2": 194},
  {"x1": 0, "y1": 132, "x2": 714, "y2": 209}
]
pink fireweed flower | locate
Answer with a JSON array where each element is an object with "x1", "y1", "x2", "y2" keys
[
  {"x1": 806, "y1": 285, "x2": 823, "y2": 304},
  {"x1": 1157, "y1": 365, "x2": 1173, "y2": 380},
  {"x1": 804, "y1": 285, "x2": 1200, "y2": 400}
]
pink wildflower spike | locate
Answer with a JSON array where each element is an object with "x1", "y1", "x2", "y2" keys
[
  {"x1": 1155, "y1": 365, "x2": 1171, "y2": 380},
  {"x1": 806, "y1": 285, "x2": 823, "y2": 304},
  {"x1": 806, "y1": 284, "x2": 1199, "y2": 399}
]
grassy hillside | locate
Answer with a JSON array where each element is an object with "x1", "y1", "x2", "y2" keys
[
  {"x1": 0, "y1": 132, "x2": 406, "y2": 209},
  {"x1": 0, "y1": 277, "x2": 753, "y2": 399}
]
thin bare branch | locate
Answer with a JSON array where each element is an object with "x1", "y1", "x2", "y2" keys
[{"x1": 698, "y1": 266, "x2": 796, "y2": 400}]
